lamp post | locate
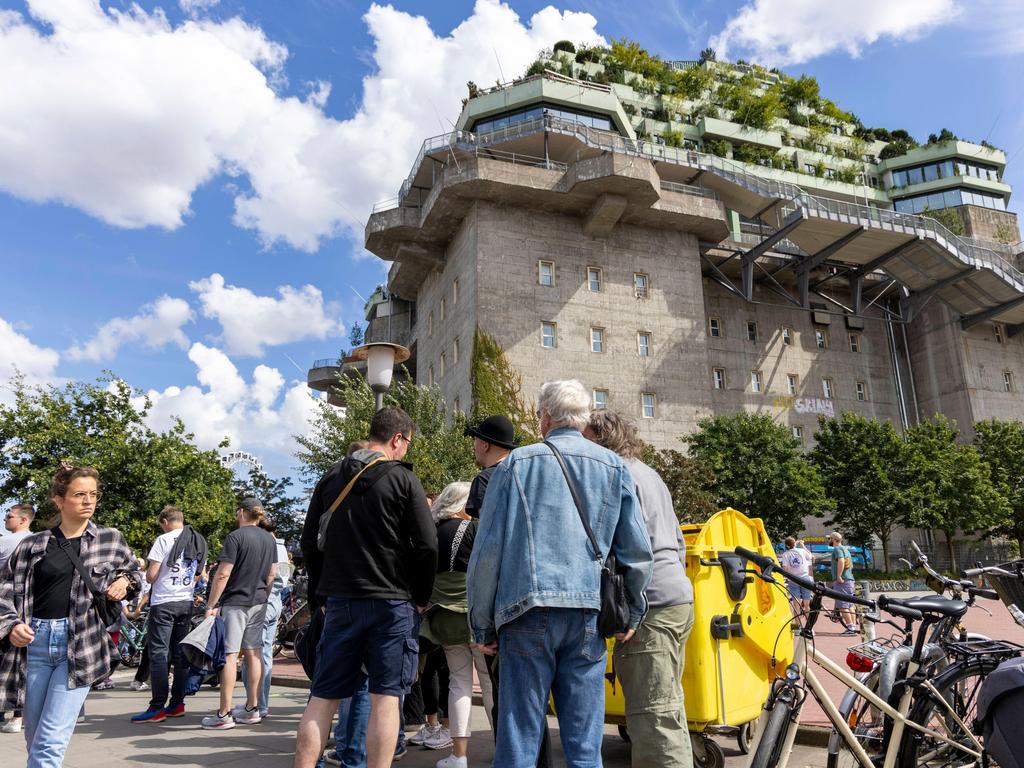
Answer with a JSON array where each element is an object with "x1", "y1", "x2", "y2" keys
[{"x1": 349, "y1": 342, "x2": 411, "y2": 411}]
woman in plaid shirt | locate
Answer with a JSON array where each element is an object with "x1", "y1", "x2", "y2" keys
[{"x1": 0, "y1": 465, "x2": 140, "y2": 767}]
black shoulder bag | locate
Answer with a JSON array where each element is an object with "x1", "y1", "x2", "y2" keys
[
  {"x1": 544, "y1": 440, "x2": 630, "y2": 638},
  {"x1": 52, "y1": 531, "x2": 125, "y2": 628}
]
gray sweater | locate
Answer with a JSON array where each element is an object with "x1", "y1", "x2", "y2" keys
[{"x1": 627, "y1": 459, "x2": 693, "y2": 608}]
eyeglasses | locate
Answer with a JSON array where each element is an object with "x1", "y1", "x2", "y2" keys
[
  {"x1": 69, "y1": 491, "x2": 102, "y2": 502},
  {"x1": 396, "y1": 434, "x2": 412, "y2": 444}
]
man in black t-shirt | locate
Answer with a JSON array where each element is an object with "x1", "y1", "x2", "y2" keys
[{"x1": 463, "y1": 415, "x2": 517, "y2": 520}]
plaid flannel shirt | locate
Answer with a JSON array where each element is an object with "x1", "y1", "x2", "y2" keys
[{"x1": 0, "y1": 522, "x2": 140, "y2": 710}]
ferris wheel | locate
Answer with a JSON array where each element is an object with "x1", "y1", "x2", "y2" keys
[{"x1": 220, "y1": 450, "x2": 264, "y2": 478}]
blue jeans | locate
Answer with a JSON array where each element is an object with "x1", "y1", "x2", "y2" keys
[
  {"x1": 242, "y1": 593, "x2": 281, "y2": 713},
  {"x1": 147, "y1": 600, "x2": 193, "y2": 711},
  {"x1": 24, "y1": 618, "x2": 92, "y2": 768},
  {"x1": 495, "y1": 608, "x2": 606, "y2": 768}
]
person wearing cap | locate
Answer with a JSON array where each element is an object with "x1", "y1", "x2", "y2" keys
[
  {"x1": 202, "y1": 498, "x2": 278, "y2": 730},
  {"x1": 463, "y1": 415, "x2": 518, "y2": 520}
]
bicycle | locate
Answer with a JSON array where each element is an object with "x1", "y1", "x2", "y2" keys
[
  {"x1": 118, "y1": 609, "x2": 149, "y2": 667},
  {"x1": 732, "y1": 546, "x2": 1023, "y2": 768}
]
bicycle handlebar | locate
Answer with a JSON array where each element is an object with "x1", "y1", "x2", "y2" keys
[
  {"x1": 963, "y1": 561, "x2": 1024, "y2": 578},
  {"x1": 907, "y1": 541, "x2": 999, "y2": 601}
]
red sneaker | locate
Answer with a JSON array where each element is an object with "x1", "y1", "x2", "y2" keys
[{"x1": 162, "y1": 704, "x2": 186, "y2": 718}]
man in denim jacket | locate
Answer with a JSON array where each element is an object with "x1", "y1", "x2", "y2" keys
[{"x1": 468, "y1": 379, "x2": 653, "y2": 767}]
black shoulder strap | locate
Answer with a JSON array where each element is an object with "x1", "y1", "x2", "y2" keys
[
  {"x1": 544, "y1": 440, "x2": 602, "y2": 563},
  {"x1": 51, "y1": 529, "x2": 103, "y2": 598}
]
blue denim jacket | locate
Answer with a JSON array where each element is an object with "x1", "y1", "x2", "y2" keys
[{"x1": 467, "y1": 427, "x2": 653, "y2": 644}]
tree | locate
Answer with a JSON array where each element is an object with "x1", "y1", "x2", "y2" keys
[
  {"x1": 974, "y1": 419, "x2": 1024, "y2": 555},
  {"x1": 0, "y1": 376, "x2": 238, "y2": 553},
  {"x1": 552, "y1": 40, "x2": 576, "y2": 54},
  {"x1": 295, "y1": 371, "x2": 478, "y2": 496},
  {"x1": 904, "y1": 416, "x2": 1008, "y2": 571},
  {"x1": 470, "y1": 328, "x2": 539, "y2": 445},
  {"x1": 640, "y1": 446, "x2": 717, "y2": 524},
  {"x1": 348, "y1": 322, "x2": 364, "y2": 348},
  {"x1": 811, "y1": 414, "x2": 918, "y2": 569},
  {"x1": 687, "y1": 413, "x2": 831, "y2": 540},
  {"x1": 234, "y1": 467, "x2": 304, "y2": 544},
  {"x1": 699, "y1": 47, "x2": 716, "y2": 63},
  {"x1": 781, "y1": 74, "x2": 820, "y2": 110}
]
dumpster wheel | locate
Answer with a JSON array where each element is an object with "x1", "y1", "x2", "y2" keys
[
  {"x1": 737, "y1": 720, "x2": 757, "y2": 754},
  {"x1": 692, "y1": 734, "x2": 725, "y2": 768}
]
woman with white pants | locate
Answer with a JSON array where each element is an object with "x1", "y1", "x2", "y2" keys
[{"x1": 420, "y1": 483, "x2": 494, "y2": 768}]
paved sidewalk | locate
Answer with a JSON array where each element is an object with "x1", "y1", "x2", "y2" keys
[{"x1": 0, "y1": 671, "x2": 829, "y2": 767}]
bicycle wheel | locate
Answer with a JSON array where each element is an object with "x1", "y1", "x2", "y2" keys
[
  {"x1": 899, "y1": 656, "x2": 1001, "y2": 768},
  {"x1": 827, "y1": 669, "x2": 886, "y2": 768},
  {"x1": 750, "y1": 697, "x2": 794, "y2": 768}
]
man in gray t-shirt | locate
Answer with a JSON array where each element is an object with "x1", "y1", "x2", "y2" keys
[{"x1": 0, "y1": 503, "x2": 34, "y2": 733}]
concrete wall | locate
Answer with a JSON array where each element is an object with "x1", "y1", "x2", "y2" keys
[{"x1": 957, "y1": 205, "x2": 1020, "y2": 244}]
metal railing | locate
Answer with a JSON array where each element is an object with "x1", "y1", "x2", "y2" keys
[
  {"x1": 659, "y1": 180, "x2": 719, "y2": 200},
  {"x1": 473, "y1": 69, "x2": 613, "y2": 99},
  {"x1": 377, "y1": 114, "x2": 1024, "y2": 292},
  {"x1": 311, "y1": 358, "x2": 341, "y2": 369}
]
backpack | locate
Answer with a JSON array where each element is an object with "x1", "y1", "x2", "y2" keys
[{"x1": 977, "y1": 656, "x2": 1024, "y2": 768}]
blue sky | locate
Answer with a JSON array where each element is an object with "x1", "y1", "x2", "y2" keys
[{"x1": 0, "y1": 0, "x2": 1020, "y2": 482}]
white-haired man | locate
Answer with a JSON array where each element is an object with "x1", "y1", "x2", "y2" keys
[{"x1": 468, "y1": 379, "x2": 653, "y2": 768}]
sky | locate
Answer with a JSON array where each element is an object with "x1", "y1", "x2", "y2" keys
[{"x1": 0, "y1": 0, "x2": 1022, "y2": 483}]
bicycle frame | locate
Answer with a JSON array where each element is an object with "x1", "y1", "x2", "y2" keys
[{"x1": 747, "y1": 623, "x2": 985, "y2": 768}]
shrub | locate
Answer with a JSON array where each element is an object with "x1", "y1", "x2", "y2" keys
[
  {"x1": 525, "y1": 59, "x2": 546, "y2": 77},
  {"x1": 920, "y1": 206, "x2": 965, "y2": 236},
  {"x1": 661, "y1": 129, "x2": 684, "y2": 148},
  {"x1": 879, "y1": 140, "x2": 912, "y2": 161},
  {"x1": 553, "y1": 40, "x2": 576, "y2": 54},
  {"x1": 704, "y1": 138, "x2": 732, "y2": 157}
]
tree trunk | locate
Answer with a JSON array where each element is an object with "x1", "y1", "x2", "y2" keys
[
  {"x1": 945, "y1": 530, "x2": 957, "y2": 573},
  {"x1": 881, "y1": 539, "x2": 891, "y2": 575}
]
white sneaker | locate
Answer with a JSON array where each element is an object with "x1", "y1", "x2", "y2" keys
[
  {"x1": 435, "y1": 755, "x2": 467, "y2": 768},
  {"x1": 130, "y1": 681, "x2": 150, "y2": 691},
  {"x1": 423, "y1": 726, "x2": 453, "y2": 750},
  {"x1": 200, "y1": 712, "x2": 236, "y2": 730},
  {"x1": 233, "y1": 705, "x2": 263, "y2": 725},
  {"x1": 1, "y1": 717, "x2": 22, "y2": 734},
  {"x1": 408, "y1": 724, "x2": 435, "y2": 746}
]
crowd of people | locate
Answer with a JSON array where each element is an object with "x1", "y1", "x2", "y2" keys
[{"x1": 0, "y1": 376, "x2": 862, "y2": 768}]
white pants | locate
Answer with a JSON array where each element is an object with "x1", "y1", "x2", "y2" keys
[{"x1": 442, "y1": 644, "x2": 494, "y2": 738}]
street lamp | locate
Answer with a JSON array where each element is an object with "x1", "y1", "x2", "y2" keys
[{"x1": 349, "y1": 342, "x2": 411, "y2": 411}]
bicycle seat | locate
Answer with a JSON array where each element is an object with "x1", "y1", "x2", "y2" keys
[{"x1": 903, "y1": 595, "x2": 968, "y2": 618}]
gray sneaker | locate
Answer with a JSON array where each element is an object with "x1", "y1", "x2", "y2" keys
[{"x1": 201, "y1": 712, "x2": 236, "y2": 730}]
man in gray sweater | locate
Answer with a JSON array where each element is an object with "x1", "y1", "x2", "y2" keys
[{"x1": 586, "y1": 411, "x2": 694, "y2": 768}]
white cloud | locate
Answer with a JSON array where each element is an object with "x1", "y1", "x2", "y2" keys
[
  {"x1": 139, "y1": 342, "x2": 321, "y2": 467},
  {"x1": 179, "y1": 0, "x2": 219, "y2": 16},
  {"x1": 0, "y1": 0, "x2": 603, "y2": 251},
  {"x1": 189, "y1": 273, "x2": 342, "y2": 357},
  {"x1": 66, "y1": 295, "x2": 192, "y2": 362},
  {"x1": 710, "y1": 0, "x2": 960, "y2": 66},
  {"x1": 0, "y1": 317, "x2": 61, "y2": 404}
]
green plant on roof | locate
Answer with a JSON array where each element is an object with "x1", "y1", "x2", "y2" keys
[
  {"x1": 812, "y1": 160, "x2": 826, "y2": 177},
  {"x1": 836, "y1": 165, "x2": 859, "y2": 184},
  {"x1": 661, "y1": 129, "x2": 684, "y2": 148},
  {"x1": 704, "y1": 138, "x2": 731, "y2": 158},
  {"x1": 553, "y1": 40, "x2": 576, "y2": 54},
  {"x1": 927, "y1": 128, "x2": 957, "y2": 145},
  {"x1": 699, "y1": 47, "x2": 716, "y2": 63}
]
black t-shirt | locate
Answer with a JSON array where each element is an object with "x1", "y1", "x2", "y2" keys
[
  {"x1": 435, "y1": 518, "x2": 476, "y2": 573},
  {"x1": 217, "y1": 525, "x2": 277, "y2": 607},
  {"x1": 465, "y1": 465, "x2": 498, "y2": 519},
  {"x1": 33, "y1": 535, "x2": 81, "y2": 619}
]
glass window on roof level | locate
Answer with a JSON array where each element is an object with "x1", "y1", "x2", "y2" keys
[
  {"x1": 939, "y1": 160, "x2": 954, "y2": 178},
  {"x1": 892, "y1": 170, "x2": 908, "y2": 187},
  {"x1": 943, "y1": 189, "x2": 962, "y2": 208},
  {"x1": 908, "y1": 167, "x2": 924, "y2": 186},
  {"x1": 927, "y1": 192, "x2": 945, "y2": 210},
  {"x1": 924, "y1": 164, "x2": 939, "y2": 182}
]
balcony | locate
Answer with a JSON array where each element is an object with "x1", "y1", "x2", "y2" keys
[{"x1": 307, "y1": 358, "x2": 345, "y2": 407}]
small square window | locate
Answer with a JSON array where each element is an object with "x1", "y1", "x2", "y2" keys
[
  {"x1": 746, "y1": 321, "x2": 758, "y2": 342},
  {"x1": 439, "y1": 297, "x2": 446, "y2": 322},
  {"x1": 1003, "y1": 370, "x2": 1014, "y2": 393},
  {"x1": 750, "y1": 370, "x2": 763, "y2": 393},
  {"x1": 641, "y1": 392, "x2": 656, "y2": 418},
  {"x1": 637, "y1": 332, "x2": 651, "y2": 357},
  {"x1": 593, "y1": 389, "x2": 608, "y2": 410},
  {"x1": 541, "y1": 322, "x2": 557, "y2": 348},
  {"x1": 587, "y1": 267, "x2": 603, "y2": 292},
  {"x1": 453, "y1": 337, "x2": 460, "y2": 365},
  {"x1": 787, "y1": 374, "x2": 798, "y2": 395},
  {"x1": 713, "y1": 368, "x2": 726, "y2": 390},
  {"x1": 634, "y1": 273, "x2": 650, "y2": 299},
  {"x1": 453, "y1": 278, "x2": 460, "y2": 304},
  {"x1": 782, "y1": 327, "x2": 793, "y2": 346},
  {"x1": 849, "y1": 333, "x2": 860, "y2": 353},
  {"x1": 822, "y1": 378, "x2": 834, "y2": 399},
  {"x1": 994, "y1": 324, "x2": 1004, "y2": 344},
  {"x1": 709, "y1": 317, "x2": 722, "y2": 338},
  {"x1": 815, "y1": 329, "x2": 829, "y2": 349},
  {"x1": 856, "y1": 380, "x2": 868, "y2": 401},
  {"x1": 792, "y1": 425, "x2": 804, "y2": 442},
  {"x1": 804, "y1": 163, "x2": 817, "y2": 174},
  {"x1": 439, "y1": 351, "x2": 446, "y2": 378},
  {"x1": 591, "y1": 327, "x2": 605, "y2": 353},
  {"x1": 539, "y1": 260, "x2": 554, "y2": 287},
  {"x1": 825, "y1": 168, "x2": 836, "y2": 179}
]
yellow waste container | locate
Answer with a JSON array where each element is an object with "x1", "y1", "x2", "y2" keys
[{"x1": 604, "y1": 508, "x2": 793, "y2": 757}]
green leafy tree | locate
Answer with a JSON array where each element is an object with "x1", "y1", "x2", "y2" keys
[
  {"x1": 974, "y1": 419, "x2": 1024, "y2": 555},
  {"x1": 687, "y1": 413, "x2": 831, "y2": 539},
  {"x1": 234, "y1": 467, "x2": 304, "y2": 544},
  {"x1": 699, "y1": 47, "x2": 716, "y2": 63},
  {"x1": 640, "y1": 446, "x2": 717, "y2": 524},
  {"x1": 904, "y1": 416, "x2": 1008, "y2": 571},
  {"x1": 811, "y1": 414, "x2": 918, "y2": 569},
  {"x1": 348, "y1": 322, "x2": 364, "y2": 348},
  {"x1": 781, "y1": 74, "x2": 820, "y2": 111},
  {"x1": 295, "y1": 372, "x2": 477, "y2": 496},
  {"x1": 0, "y1": 376, "x2": 237, "y2": 553},
  {"x1": 470, "y1": 328, "x2": 539, "y2": 445}
]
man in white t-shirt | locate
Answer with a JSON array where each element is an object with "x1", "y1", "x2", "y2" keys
[
  {"x1": 780, "y1": 537, "x2": 812, "y2": 613},
  {"x1": 129, "y1": 506, "x2": 208, "y2": 724},
  {"x1": 0, "y1": 503, "x2": 34, "y2": 733}
]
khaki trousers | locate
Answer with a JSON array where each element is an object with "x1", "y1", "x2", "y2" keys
[{"x1": 613, "y1": 602, "x2": 695, "y2": 768}]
